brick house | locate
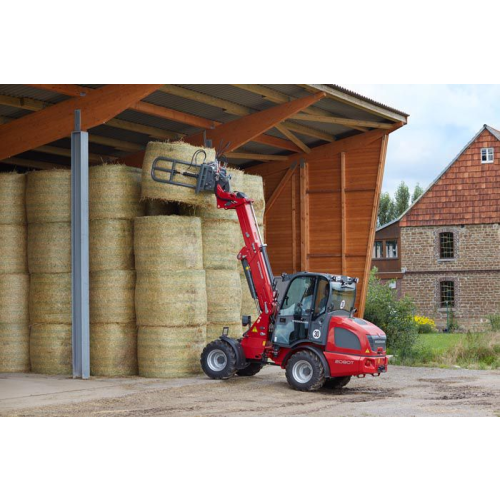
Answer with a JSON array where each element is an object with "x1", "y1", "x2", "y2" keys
[{"x1": 396, "y1": 124, "x2": 500, "y2": 332}]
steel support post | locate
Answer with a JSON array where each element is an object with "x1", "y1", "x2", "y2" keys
[{"x1": 71, "y1": 110, "x2": 90, "y2": 379}]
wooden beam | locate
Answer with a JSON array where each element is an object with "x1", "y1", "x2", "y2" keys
[
  {"x1": 340, "y1": 152, "x2": 346, "y2": 275},
  {"x1": 251, "y1": 133, "x2": 302, "y2": 153},
  {"x1": 276, "y1": 124, "x2": 311, "y2": 154},
  {"x1": 35, "y1": 145, "x2": 117, "y2": 164},
  {"x1": 28, "y1": 84, "x2": 89, "y2": 97},
  {"x1": 265, "y1": 163, "x2": 297, "y2": 214},
  {"x1": 293, "y1": 113, "x2": 394, "y2": 129},
  {"x1": 0, "y1": 84, "x2": 163, "y2": 162},
  {"x1": 106, "y1": 118, "x2": 182, "y2": 141},
  {"x1": 224, "y1": 152, "x2": 289, "y2": 162},
  {"x1": 358, "y1": 135, "x2": 389, "y2": 317},
  {"x1": 88, "y1": 135, "x2": 143, "y2": 152},
  {"x1": 300, "y1": 162, "x2": 310, "y2": 271},
  {"x1": 0, "y1": 94, "x2": 47, "y2": 112},
  {"x1": 185, "y1": 92, "x2": 326, "y2": 153},
  {"x1": 0, "y1": 157, "x2": 64, "y2": 170},
  {"x1": 131, "y1": 100, "x2": 216, "y2": 130},
  {"x1": 291, "y1": 171, "x2": 297, "y2": 273}
]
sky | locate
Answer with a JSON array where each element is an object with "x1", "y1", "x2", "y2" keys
[{"x1": 343, "y1": 84, "x2": 500, "y2": 197}]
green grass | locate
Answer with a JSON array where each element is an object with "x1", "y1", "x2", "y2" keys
[{"x1": 417, "y1": 334, "x2": 462, "y2": 354}]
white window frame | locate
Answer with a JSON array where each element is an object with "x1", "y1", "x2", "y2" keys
[{"x1": 481, "y1": 147, "x2": 494, "y2": 164}]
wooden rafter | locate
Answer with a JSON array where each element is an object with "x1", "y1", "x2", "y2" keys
[
  {"x1": 28, "y1": 84, "x2": 89, "y2": 97},
  {"x1": 293, "y1": 113, "x2": 394, "y2": 129},
  {"x1": 225, "y1": 152, "x2": 289, "y2": 162},
  {"x1": 276, "y1": 124, "x2": 311, "y2": 154},
  {"x1": 185, "y1": 92, "x2": 326, "y2": 153},
  {"x1": 265, "y1": 163, "x2": 297, "y2": 214},
  {"x1": 0, "y1": 84, "x2": 163, "y2": 161}
]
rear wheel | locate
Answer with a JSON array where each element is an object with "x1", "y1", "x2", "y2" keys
[
  {"x1": 236, "y1": 363, "x2": 263, "y2": 377},
  {"x1": 324, "y1": 376, "x2": 351, "y2": 389},
  {"x1": 201, "y1": 340, "x2": 237, "y2": 380},
  {"x1": 286, "y1": 351, "x2": 326, "y2": 392}
]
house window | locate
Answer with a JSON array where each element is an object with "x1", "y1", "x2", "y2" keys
[
  {"x1": 386, "y1": 240, "x2": 398, "y2": 259},
  {"x1": 373, "y1": 241, "x2": 383, "y2": 259},
  {"x1": 440, "y1": 281, "x2": 455, "y2": 308},
  {"x1": 439, "y1": 232, "x2": 454, "y2": 259},
  {"x1": 481, "y1": 148, "x2": 494, "y2": 163}
]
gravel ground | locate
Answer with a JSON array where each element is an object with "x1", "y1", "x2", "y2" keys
[{"x1": 1, "y1": 365, "x2": 499, "y2": 417}]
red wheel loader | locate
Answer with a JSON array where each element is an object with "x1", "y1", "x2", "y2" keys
[{"x1": 150, "y1": 151, "x2": 388, "y2": 391}]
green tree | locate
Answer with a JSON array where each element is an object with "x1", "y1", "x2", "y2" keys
[
  {"x1": 411, "y1": 183, "x2": 424, "y2": 204},
  {"x1": 394, "y1": 181, "x2": 410, "y2": 217},
  {"x1": 377, "y1": 192, "x2": 395, "y2": 227}
]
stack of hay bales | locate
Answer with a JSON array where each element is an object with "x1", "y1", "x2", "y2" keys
[
  {"x1": 134, "y1": 216, "x2": 207, "y2": 378},
  {"x1": 141, "y1": 141, "x2": 243, "y2": 344},
  {"x1": 0, "y1": 173, "x2": 30, "y2": 373},
  {"x1": 26, "y1": 170, "x2": 72, "y2": 375},
  {"x1": 89, "y1": 164, "x2": 145, "y2": 376},
  {"x1": 239, "y1": 173, "x2": 266, "y2": 325}
]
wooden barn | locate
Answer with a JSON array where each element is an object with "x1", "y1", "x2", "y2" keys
[{"x1": 0, "y1": 84, "x2": 407, "y2": 375}]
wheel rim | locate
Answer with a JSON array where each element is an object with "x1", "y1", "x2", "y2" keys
[
  {"x1": 207, "y1": 349, "x2": 228, "y2": 372},
  {"x1": 292, "y1": 360, "x2": 313, "y2": 383}
]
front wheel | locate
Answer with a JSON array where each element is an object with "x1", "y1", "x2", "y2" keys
[
  {"x1": 285, "y1": 351, "x2": 326, "y2": 392},
  {"x1": 201, "y1": 340, "x2": 237, "y2": 380}
]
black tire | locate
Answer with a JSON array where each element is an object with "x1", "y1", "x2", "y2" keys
[
  {"x1": 200, "y1": 340, "x2": 237, "y2": 380},
  {"x1": 285, "y1": 350, "x2": 326, "y2": 392},
  {"x1": 236, "y1": 363, "x2": 263, "y2": 377},
  {"x1": 324, "y1": 376, "x2": 351, "y2": 389}
]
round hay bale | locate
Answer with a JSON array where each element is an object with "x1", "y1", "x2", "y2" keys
[
  {"x1": 28, "y1": 222, "x2": 70, "y2": 274},
  {"x1": 202, "y1": 219, "x2": 240, "y2": 270},
  {"x1": 206, "y1": 322, "x2": 242, "y2": 343},
  {"x1": 0, "y1": 324, "x2": 30, "y2": 373},
  {"x1": 138, "y1": 325, "x2": 206, "y2": 378},
  {"x1": 29, "y1": 273, "x2": 71, "y2": 324},
  {"x1": 90, "y1": 270, "x2": 136, "y2": 324},
  {"x1": 0, "y1": 273, "x2": 29, "y2": 324},
  {"x1": 90, "y1": 323, "x2": 137, "y2": 376},
  {"x1": 30, "y1": 323, "x2": 72, "y2": 375},
  {"x1": 240, "y1": 272, "x2": 259, "y2": 319},
  {"x1": 205, "y1": 270, "x2": 241, "y2": 323},
  {"x1": 242, "y1": 173, "x2": 265, "y2": 218},
  {"x1": 141, "y1": 142, "x2": 216, "y2": 207},
  {"x1": 0, "y1": 224, "x2": 27, "y2": 274},
  {"x1": 135, "y1": 270, "x2": 207, "y2": 327},
  {"x1": 26, "y1": 170, "x2": 71, "y2": 223},
  {"x1": 89, "y1": 164, "x2": 145, "y2": 220},
  {"x1": 90, "y1": 219, "x2": 134, "y2": 272},
  {"x1": 134, "y1": 216, "x2": 203, "y2": 272},
  {"x1": 0, "y1": 173, "x2": 26, "y2": 225},
  {"x1": 146, "y1": 199, "x2": 177, "y2": 216}
]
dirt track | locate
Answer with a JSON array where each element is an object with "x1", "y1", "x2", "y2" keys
[{"x1": 2, "y1": 365, "x2": 499, "y2": 417}]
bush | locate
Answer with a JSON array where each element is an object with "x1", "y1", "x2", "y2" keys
[
  {"x1": 364, "y1": 269, "x2": 418, "y2": 359},
  {"x1": 445, "y1": 333, "x2": 500, "y2": 369},
  {"x1": 488, "y1": 314, "x2": 500, "y2": 332},
  {"x1": 414, "y1": 315, "x2": 437, "y2": 334}
]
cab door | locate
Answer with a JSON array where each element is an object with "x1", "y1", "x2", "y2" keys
[
  {"x1": 273, "y1": 276, "x2": 316, "y2": 346},
  {"x1": 308, "y1": 277, "x2": 330, "y2": 346}
]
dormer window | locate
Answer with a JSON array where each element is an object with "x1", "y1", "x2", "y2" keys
[{"x1": 481, "y1": 148, "x2": 494, "y2": 163}]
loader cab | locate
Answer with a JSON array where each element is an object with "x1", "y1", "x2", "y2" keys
[{"x1": 273, "y1": 273, "x2": 357, "y2": 347}]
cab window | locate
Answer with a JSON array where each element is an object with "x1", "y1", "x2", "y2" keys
[
  {"x1": 313, "y1": 278, "x2": 329, "y2": 318},
  {"x1": 280, "y1": 276, "x2": 316, "y2": 315}
]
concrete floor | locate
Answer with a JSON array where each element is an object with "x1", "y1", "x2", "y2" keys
[{"x1": 1, "y1": 365, "x2": 499, "y2": 417}]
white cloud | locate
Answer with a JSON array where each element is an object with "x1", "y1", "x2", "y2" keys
[{"x1": 342, "y1": 84, "x2": 500, "y2": 196}]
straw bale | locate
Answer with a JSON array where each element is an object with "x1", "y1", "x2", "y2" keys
[
  {"x1": 26, "y1": 170, "x2": 71, "y2": 223},
  {"x1": 90, "y1": 219, "x2": 134, "y2": 272},
  {"x1": 90, "y1": 270, "x2": 136, "y2": 324},
  {"x1": 89, "y1": 164, "x2": 145, "y2": 220},
  {"x1": 0, "y1": 224, "x2": 27, "y2": 274},
  {"x1": 240, "y1": 272, "x2": 259, "y2": 320},
  {"x1": 146, "y1": 199, "x2": 177, "y2": 216},
  {"x1": 242, "y1": 173, "x2": 265, "y2": 218},
  {"x1": 201, "y1": 219, "x2": 240, "y2": 270},
  {"x1": 134, "y1": 216, "x2": 203, "y2": 272},
  {"x1": 205, "y1": 270, "x2": 241, "y2": 323},
  {"x1": 0, "y1": 324, "x2": 30, "y2": 373},
  {"x1": 29, "y1": 273, "x2": 71, "y2": 324},
  {"x1": 0, "y1": 173, "x2": 26, "y2": 224},
  {"x1": 28, "y1": 222, "x2": 70, "y2": 274},
  {"x1": 138, "y1": 325, "x2": 206, "y2": 378},
  {"x1": 0, "y1": 273, "x2": 29, "y2": 324},
  {"x1": 90, "y1": 323, "x2": 137, "y2": 376},
  {"x1": 135, "y1": 270, "x2": 207, "y2": 327},
  {"x1": 206, "y1": 322, "x2": 242, "y2": 343},
  {"x1": 141, "y1": 142, "x2": 216, "y2": 207},
  {"x1": 30, "y1": 323, "x2": 72, "y2": 375}
]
